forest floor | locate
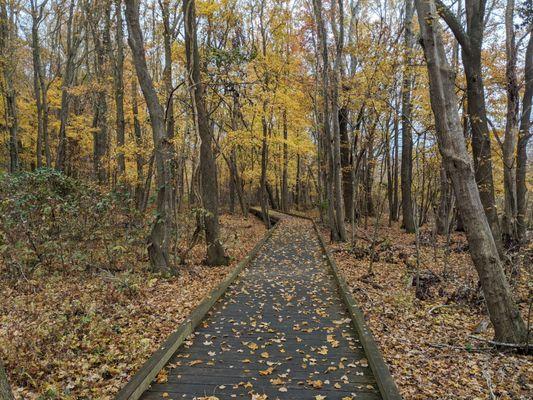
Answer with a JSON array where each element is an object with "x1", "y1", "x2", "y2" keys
[
  {"x1": 0, "y1": 214, "x2": 266, "y2": 400},
  {"x1": 323, "y1": 219, "x2": 532, "y2": 400}
]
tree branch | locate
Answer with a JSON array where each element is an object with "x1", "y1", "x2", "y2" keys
[{"x1": 435, "y1": 0, "x2": 472, "y2": 55}]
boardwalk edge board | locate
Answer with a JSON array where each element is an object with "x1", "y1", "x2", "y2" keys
[
  {"x1": 311, "y1": 222, "x2": 403, "y2": 400},
  {"x1": 252, "y1": 207, "x2": 403, "y2": 400},
  {"x1": 114, "y1": 214, "x2": 280, "y2": 400}
]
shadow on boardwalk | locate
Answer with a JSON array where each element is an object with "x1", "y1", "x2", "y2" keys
[{"x1": 141, "y1": 217, "x2": 382, "y2": 400}]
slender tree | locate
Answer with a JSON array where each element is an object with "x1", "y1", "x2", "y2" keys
[
  {"x1": 183, "y1": 0, "x2": 228, "y2": 265},
  {"x1": 416, "y1": 0, "x2": 527, "y2": 344},
  {"x1": 0, "y1": 0, "x2": 19, "y2": 172},
  {"x1": 435, "y1": 0, "x2": 502, "y2": 251},
  {"x1": 516, "y1": 26, "x2": 533, "y2": 241},
  {"x1": 401, "y1": 0, "x2": 416, "y2": 233},
  {"x1": 55, "y1": 0, "x2": 81, "y2": 171},
  {"x1": 114, "y1": 0, "x2": 126, "y2": 177},
  {"x1": 125, "y1": 0, "x2": 175, "y2": 272}
]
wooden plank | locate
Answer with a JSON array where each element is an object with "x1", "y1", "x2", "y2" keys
[
  {"x1": 249, "y1": 208, "x2": 402, "y2": 400},
  {"x1": 312, "y1": 221, "x2": 403, "y2": 400},
  {"x1": 114, "y1": 218, "x2": 280, "y2": 400}
]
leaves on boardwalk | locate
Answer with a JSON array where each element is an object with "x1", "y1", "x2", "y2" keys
[{"x1": 145, "y1": 218, "x2": 379, "y2": 399}]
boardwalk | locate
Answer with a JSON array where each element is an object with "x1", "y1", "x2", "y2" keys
[{"x1": 140, "y1": 217, "x2": 382, "y2": 400}]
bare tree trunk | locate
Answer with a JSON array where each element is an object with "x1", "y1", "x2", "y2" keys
[
  {"x1": 312, "y1": 0, "x2": 343, "y2": 240},
  {"x1": 516, "y1": 31, "x2": 533, "y2": 242},
  {"x1": 281, "y1": 110, "x2": 289, "y2": 212},
  {"x1": 340, "y1": 105, "x2": 353, "y2": 222},
  {"x1": 436, "y1": 165, "x2": 453, "y2": 235},
  {"x1": 161, "y1": 0, "x2": 178, "y2": 213},
  {"x1": 0, "y1": 0, "x2": 19, "y2": 172},
  {"x1": 183, "y1": 0, "x2": 228, "y2": 265},
  {"x1": 56, "y1": 0, "x2": 79, "y2": 171},
  {"x1": 90, "y1": 6, "x2": 110, "y2": 184},
  {"x1": 0, "y1": 359, "x2": 14, "y2": 400},
  {"x1": 131, "y1": 79, "x2": 144, "y2": 209},
  {"x1": 114, "y1": 0, "x2": 126, "y2": 177},
  {"x1": 125, "y1": 0, "x2": 174, "y2": 273},
  {"x1": 330, "y1": 0, "x2": 347, "y2": 239},
  {"x1": 416, "y1": 0, "x2": 527, "y2": 344},
  {"x1": 500, "y1": 0, "x2": 520, "y2": 242},
  {"x1": 435, "y1": 0, "x2": 502, "y2": 252},
  {"x1": 30, "y1": 0, "x2": 46, "y2": 169},
  {"x1": 392, "y1": 109, "x2": 400, "y2": 221},
  {"x1": 401, "y1": 0, "x2": 415, "y2": 232}
]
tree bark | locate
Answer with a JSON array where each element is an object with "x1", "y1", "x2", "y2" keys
[
  {"x1": 436, "y1": 165, "x2": 453, "y2": 235},
  {"x1": 401, "y1": 0, "x2": 416, "y2": 233},
  {"x1": 125, "y1": 0, "x2": 174, "y2": 273},
  {"x1": 281, "y1": 110, "x2": 289, "y2": 212},
  {"x1": 340, "y1": 105, "x2": 353, "y2": 222},
  {"x1": 416, "y1": 0, "x2": 527, "y2": 344},
  {"x1": 30, "y1": 0, "x2": 47, "y2": 169},
  {"x1": 114, "y1": 0, "x2": 126, "y2": 177},
  {"x1": 330, "y1": 0, "x2": 347, "y2": 239},
  {"x1": 183, "y1": 0, "x2": 228, "y2": 265},
  {"x1": 131, "y1": 79, "x2": 145, "y2": 209},
  {"x1": 56, "y1": 0, "x2": 79, "y2": 171},
  {"x1": 500, "y1": 0, "x2": 519, "y2": 242},
  {"x1": 516, "y1": 30, "x2": 533, "y2": 241},
  {"x1": 91, "y1": 5, "x2": 110, "y2": 184},
  {"x1": 312, "y1": 0, "x2": 344, "y2": 240},
  {"x1": 0, "y1": 359, "x2": 14, "y2": 400},
  {"x1": 0, "y1": 0, "x2": 19, "y2": 172},
  {"x1": 435, "y1": 0, "x2": 502, "y2": 251}
]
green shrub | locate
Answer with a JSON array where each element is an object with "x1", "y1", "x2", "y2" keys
[{"x1": 0, "y1": 169, "x2": 147, "y2": 277}]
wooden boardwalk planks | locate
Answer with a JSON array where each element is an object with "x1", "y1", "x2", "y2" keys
[{"x1": 136, "y1": 216, "x2": 387, "y2": 400}]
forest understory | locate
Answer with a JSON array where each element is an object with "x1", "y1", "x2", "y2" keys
[
  {"x1": 1, "y1": 0, "x2": 532, "y2": 398},
  {"x1": 0, "y1": 173, "x2": 266, "y2": 399},
  {"x1": 324, "y1": 222, "x2": 532, "y2": 400}
]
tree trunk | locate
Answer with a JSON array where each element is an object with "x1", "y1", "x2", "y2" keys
[
  {"x1": 56, "y1": 0, "x2": 78, "y2": 171},
  {"x1": 436, "y1": 165, "x2": 453, "y2": 235},
  {"x1": 30, "y1": 0, "x2": 45, "y2": 169},
  {"x1": 125, "y1": 0, "x2": 174, "y2": 273},
  {"x1": 0, "y1": 0, "x2": 19, "y2": 172},
  {"x1": 0, "y1": 359, "x2": 14, "y2": 400},
  {"x1": 114, "y1": 0, "x2": 126, "y2": 177},
  {"x1": 330, "y1": 0, "x2": 347, "y2": 239},
  {"x1": 281, "y1": 110, "x2": 289, "y2": 212},
  {"x1": 92, "y1": 16, "x2": 109, "y2": 184},
  {"x1": 312, "y1": 0, "x2": 343, "y2": 240},
  {"x1": 131, "y1": 79, "x2": 145, "y2": 209},
  {"x1": 401, "y1": 0, "x2": 415, "y2": 233},
  {"x1": 392, "y1": 111, "x2": 400, "y2": 221},
  {"x1": 516, "y1": 30, "x2": 533, "y2": 241},
  {"x1": 340, "y1": 106, "x2": 353, "y2": 222},
  {"x1": 183, "y1": 0, "x2": 228, "y2": 265},
  {"x1": 501, "y1": 0, "x2": 519, "y2": 242},
  {"x1": 435, "y1": 0, "x2": 502, "y2": 251},
  {"x1": 416, "y1": 0, "x2": 527, "y2": 344}
]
